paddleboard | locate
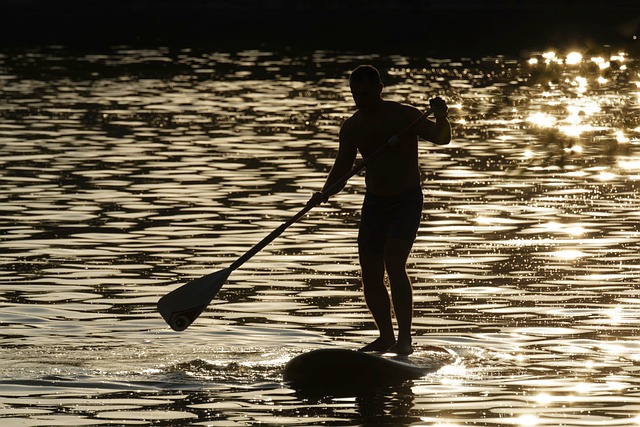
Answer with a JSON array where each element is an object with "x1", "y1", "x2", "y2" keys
[{"x1": 283, "y1": 347, "x2": 452, "y2": 389}]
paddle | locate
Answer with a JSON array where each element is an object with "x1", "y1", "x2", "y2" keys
[{"x1": 157, "y1": 108, "x2": 434, "y2": 331}]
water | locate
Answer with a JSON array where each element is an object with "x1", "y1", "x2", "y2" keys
[{"x1": 1, "y1": 45, "x2": 639, "y2": 426}]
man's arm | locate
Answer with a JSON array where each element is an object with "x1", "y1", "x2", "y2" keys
[
  {"x1": 415, "y1": 97, "x2": 451, "y2": 145},
  {"x1": 308, "y1": 124, "x2": 358, "y2": 205}
]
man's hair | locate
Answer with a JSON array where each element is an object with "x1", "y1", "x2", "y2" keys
[{"x1": 349, "y1": 65, "x2": 382, "y2": 84}]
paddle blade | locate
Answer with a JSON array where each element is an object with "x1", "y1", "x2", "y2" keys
[{"x1": 157, "y1": 267, "x2": 231, "y2": 331}]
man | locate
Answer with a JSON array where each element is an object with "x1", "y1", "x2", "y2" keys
[{"x1": 310, "y1": 65, "x2": 451, "y2": 355}]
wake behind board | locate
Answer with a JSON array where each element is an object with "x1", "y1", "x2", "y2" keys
[{"x1": 283, "y1": 347, "x2": 452, "y2": 389}]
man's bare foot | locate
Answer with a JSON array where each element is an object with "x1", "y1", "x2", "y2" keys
[
  {"x1": 388, "y1": 341, "x2": 413, "y2": 355},
  {"x1": 358, "y1": 337, "x2": 395, "y2": 353}
]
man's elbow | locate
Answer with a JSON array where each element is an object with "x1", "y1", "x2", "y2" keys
[{"x1": 436, "y1": 134, "x2": 451, "y2": 145}]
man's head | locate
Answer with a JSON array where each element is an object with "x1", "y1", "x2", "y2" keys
[{"x1": 349, "y1": 65, "x2": 383, "y2": 113}]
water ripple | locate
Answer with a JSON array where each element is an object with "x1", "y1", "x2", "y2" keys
[{"x1": 1, "y1": 46, "x2": 640, "y2": 426}]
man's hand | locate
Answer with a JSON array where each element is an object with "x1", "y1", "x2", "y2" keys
[
  {"x1": 307, "y1": 191, "x2": 329, "y2": 207},
  {"x1": 429, "y1": 97, "x2": 448, "y2": 120}
]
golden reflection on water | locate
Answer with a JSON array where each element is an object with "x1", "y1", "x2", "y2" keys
[{"x1": 0, "y1": 46, "x2": 640, "y2": 425}]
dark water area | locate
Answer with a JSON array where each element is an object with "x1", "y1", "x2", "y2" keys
[
  {"x1": 2, "y1": 0, "x2": 639, "y2": 56},
  {"x1": 2, "y1": 5, "x2": 640, "y2": 426}
]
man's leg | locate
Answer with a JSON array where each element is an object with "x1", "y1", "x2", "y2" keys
[
  {"x1": 358, "y1": 251, "x2": 396, "y2": 352},
  {"x1": 384, "y1": 238, "x2": 414, "y2": 355}
]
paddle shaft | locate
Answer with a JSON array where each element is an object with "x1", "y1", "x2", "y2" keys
[{"x1": 229, "y1": 108, "x2": 433, "y2": 272}]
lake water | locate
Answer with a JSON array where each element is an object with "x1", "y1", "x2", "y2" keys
[{"x1": 1, "y1": 45, "x2": 640, "y2": 426}]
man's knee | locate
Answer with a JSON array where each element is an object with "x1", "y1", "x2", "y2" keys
[
  {"x1": 361, "y1": 266, "x2": 384, "y2": 285},
  {"x1": 384, "y1": 237, "x2": 411, "y2": 259},
  {"x1": 360, "y1": 249, "x2": 383, "y2": 268},
  {"x1": 386, "y1": 265, "x2": 410, "y2": 286},
  {"x1": 383, "y1": 239, "x2": 412, "y2": 279}
]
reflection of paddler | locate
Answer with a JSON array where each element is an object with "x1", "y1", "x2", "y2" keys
[{"x1": 283, "y1": 348, "x2": 450, "y2": 388}]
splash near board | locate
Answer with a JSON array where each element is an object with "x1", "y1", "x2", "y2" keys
[{"x1": 283, "y1": 347, "x2": 452, "y2": 389}]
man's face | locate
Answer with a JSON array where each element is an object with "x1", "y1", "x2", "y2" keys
[{"x1": 350, "y1": 79, "x2": 382, "y2": 113}]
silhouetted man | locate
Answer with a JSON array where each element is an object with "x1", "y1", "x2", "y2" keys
[{"x1": 311, "y1": 65, "x2": 451, "y2": 355}]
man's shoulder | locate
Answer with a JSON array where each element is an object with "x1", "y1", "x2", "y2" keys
[
  {"x1": 340, "y1": 112, "x2": 360, "y2": 133},
  {"x1": 385, "y1": 100, "x2": 420, "y2": 117}
]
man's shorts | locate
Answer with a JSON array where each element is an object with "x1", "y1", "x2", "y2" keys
[{"x1": 357, "y1": 186, "x2": 423, "y2": 256}]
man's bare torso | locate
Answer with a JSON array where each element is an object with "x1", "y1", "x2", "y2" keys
[{"x1": 341, "y1": 101, "x2": 422, "y2": 196}]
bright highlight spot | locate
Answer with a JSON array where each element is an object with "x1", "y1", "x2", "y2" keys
[
  {"x1": 600, "y1": 342, "x2": 626, "y2": 355},
  {"x1": 574, "y1": 382, "x2": 594, "y2": 394},
  {"x1": 566, "y1": 51, "x2": 582, "y2": 65},
  {"x1": 527, "y1": 112, "x2": 556, "y2": 127},
  {"x1": 611, "y1": 53, "x2": 626, "y2": 62},
  {"x1": 475, "y1": 216, "x2": 493, "y2": 225},
  {"x1": 541, "y1": 222, "x2": 585, "y2": 236},
  {"x1": 616, "y1": 130, "x2": 630, "y2": 143},
  {"x1": 571, "y1": 145, "x2": 583, "y2": 153},
  {"x1": 542, "y1": 51, "x2": 560, "y2": 64},
  {"x1": 554, "y1": 249, "x2": 586, "y2": 260},
  {"x1": 607, "y1": 306, "x2": 623, "y2": 323},
  {"x1": 606, "y1": 380, "x2": 626, "y2": 391},
  {"x1": 559, "y1": 124, "x2": 591, "y2": 137},
  {"x1": 598, "y1": 171, "x2": 616, "y2": 181},
  {"x1": 598, "y1": 61, "x2": 610, "y2": 70},
  {"x1": 573, "y1": 76, "x2": 588, "y2": 93},
  {"x1": 535, "y1": 393, "x2": 553, "y2": 405},
  {"x1": 517, "y1": 414, "x2": 539, "y2": 427},
  {"x1": 618, "y1": 159, "x2": 640, "y2": 169}
]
